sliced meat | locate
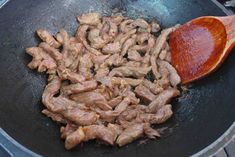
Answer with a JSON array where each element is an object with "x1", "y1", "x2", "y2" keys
[
  {"x1": 39, "y1": 42, "x2": 63, "y2": 62},
  {"x1": 107, "y1": 123, "x2": 123, "y2": 140},
  {"x1": 36, "y1": 29, "x2": 61, "y2": 48},
  {"x1": 42, "y1": 109, "x2": 67, "y2": 124},
  {"x1": 79, "y1": 53, "x2": 93, "y2": 79},
  {"x1": 116, "y1": 123, "x2": 144, "y2": 146},
  {"x1": 98, "y1": 97, "x2": 131, "y2": 122},
  {"x1": 76, "y1": 24, "x2": 102, "y2": 55},
  {"x1": 109, "y1": 66, "x2": 151, "y2": 78},
  {"x1": 71, "y1": 91, "x2": 112, "y2": 111},
  {"x1": 108, "y1": 96, "x2": 123, "y2": 108},
  {"x1": 77, "y1": 13, "x2": 101, "y2": 26},
  {"x1": 127, "y1": 49, "x2": 143, "y2": 61},
  {"x1": 95, "y1": 67, "x2": 110, "y2": 79},
  {"x1": 102, "y1": 42, "x2": 121, "y2": 54},
  {"x1": 26, "y1": 47, "x2": 57, "y2": 72},
  {"x1": 157, "y1": 60, "x2": 181, "y2": 87},
  {"x1": 143, "y1": 79, "x2": 163, "y2": 95},
  {"x1": 88, "y1": 28, "x2": 107, "y2": 49},
  {"x1": 42, "y1": 76, "x2": 61, "y2": 111},
  {"x1": 83, "y1": 125, "x2": 115, "y2": 145},
  {"x1": 65, "y1": 127, "x2": 85, "y2": 150},
  {"x1": 134, "y1": 84, "x2": 156, "y2": 103},
  {"x1": 62, "y1": 107, "x2": 99, "y2": 125},
  {"x1": 61, "y1": 124, "x2": 78, "y2": 139},
  {"x1": 147, "y1": 88, "x2": 180, "y2": 113},
  {"x1": 62, "y1": 80, "x2": 98, "y2": 95},
  {"x1": 141, "y1": 105, "x2": 173, "y2": 124},
  {"x1": 121, "y1": 35, "x2": 137, "y2": 56},
  {"x1": 143, "y1": 123, "x2": 160, "y2": 138},
  {"x1": 151, "y1": 26, "x2": 179, "y2": 79}
]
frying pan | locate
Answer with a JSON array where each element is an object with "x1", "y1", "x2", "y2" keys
[{"x1": 0, "y1": 0, "x2": 235, "y2": 157}]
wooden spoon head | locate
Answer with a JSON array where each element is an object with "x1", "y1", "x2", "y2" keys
[{"x1": 170, "y1": 17, "x2": 227, "y2": 84}]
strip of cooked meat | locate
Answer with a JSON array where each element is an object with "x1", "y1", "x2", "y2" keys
[
  {"x1": 62, "y1": 107, "x2": 99, "y2": 125},
  {"x1": 143, "y1": 123, "x2": 160, "y2": 138},
  {"x1": 65, "y1": 127, "x2": 85, "y2": 150},
  {"x1": 26, "y1": 47, "x2": 57, "y2": 73},
  {"x1": 102, "y1": 42, "x2": 121, "y2": 54},
  {"x1": 151, "y1": 25, "x2": 179, "y2": 79},
  {"x1": 98, "y1": 97, "x2": 131, "y2": 122},
  {"x1": 26, "y1": 13, "x2": 183, "y2": 149},
  {"x1": 116, "y1": 123, "x2": 144, "y2": 146},
  {"x1": 78, "y1": 53, "x2": 93, "y2": 79},
  {"x1": 71, "y1": 91, "x2": 112, "y2": 111},
  {"x1": 60, "y1": 124, "x2": 78, "y2": 139},
  {"x1": 36, "y1": 29, "x2": 61, "y2": 48},
  {"x1": 42, "y1": 109, "x2": 68, "y2": 124},
  {"x1": 134, "y1": 84, "x2": 156, "y2": 103},
  {"x1": 62, "y1": 80, "x2": 98, "y2": 95},
  {"x1": 147, "y1": 88, "x2": 180, "y2": 113},
  {"x1": 83, "y1": 125, "x2": 115, "y2": 145},
  {"x1": 77, "y1": 13, "x2": 101, "y2": 26},
  {"x1": 143, "y1": 79, "x2": 163, "y2": 95},
  {"x1": 140, "y1": 105, "x2": 173, "y2": 124},
  {"x1": 42, "y1": 76, "x2": 61, "y2": 111},
  {"x1": 109, "y1": 66, "x2": 151, "y2": 78},
  {"x1": 157, "y1": 60, "x2": 181, "y2": 87},
  {"x1": 108, "y1": 96, "x2": 123, "y2": 108},
  {"x1": 76, "y1": 24, "x2": 102, "y2": 55},
  {"x1": 107, "y1": 123, "x2": 123, "y2": 140}
]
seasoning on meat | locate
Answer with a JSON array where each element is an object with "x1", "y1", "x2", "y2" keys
[{"x1": 26, "y1": 12, "x2": 182, "y2": 149}]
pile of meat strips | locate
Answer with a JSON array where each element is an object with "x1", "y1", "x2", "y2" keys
[{"x1": 26, "y1": 12, "x2": 181, "y2": 149}]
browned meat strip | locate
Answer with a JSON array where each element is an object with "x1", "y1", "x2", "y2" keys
[
  {"x1": 143, "y1": 123, "x2": 160, "y2": 138},
  {"x1": 98, "y1": 97, "x2": 131, "y2": 122},
  {"x1": 157, "y1": 60, "x2": 181, "y2": 87},
  {"x1": 102, "y1": 42, "x2": 121, "y2": 54},
  {"x1": 134, "y1": 84, "x2": 156, "y2": 103},
  {"x1": 42, "y1": 109, "x2": 68, "y2": 124},
  {"x1": 36, "y1": 29, "x2": 61, "y2": 48},
  {"x1": 109, "y1": 66, "x2": 151, "y2": 78},
  {"x1": 62, "y1": 107, "x2": 99, "y2": 125},
  {"x1": 107, "y1": 123, "x2": 123, "y2": 140},
  {"x1": 77, "y1": 13, "x2": 101, "y2": 26},
  {"x1": 42, "y1": 76, "x2": 61, "y2": 111},
  {"x1": 83, "y1": 125, "x2": 115, "y2": 145},
  {"x1": 71, "y1": 91, "x2": 112, "y2": 111},
  {"x1": 76, "y1": 24, "x2": 102, "y2": 55},
  {"x1": 88, "y1": 28, "x2": 107, "y2": 49},
  {"x1": 121, "y1": 35, "x2": 137, "y2": 56},
  {"x1": 151, "y1": 26, "x2": 179, "y2": 79},
  {"x1": 65, "y1": 127, "x2": 85, "y2": 150},
  {"x1": 141, "y1": 105, "x2": 173, "y2": 124},
  {"x1": 108, "y1": 96, "x2": 123, "y2": 108},
  {"x1": 26, "y1": 47, "x2": 57, "y2": 73},
  {"x1": 143, "y1": 79, "x2": 163, "y2": 95},
  {"x1": 147, "y1": 88, "x2": 180, "y2": 113},
  {"x1": 62, "y1": 80, "x2": 98, "y2": 95},
  {"x1": 60, "y1": 124, "x2": 78, "y2": 139},
  {"x1": 116, "y1": 123, "x2": 144, "y2": 146},
  {"x1": 26, "y1": 13, "x2": 183, "y2": 149},
  {"x1": 78, "y1": 53, "x2": 93, "y2": 79}
]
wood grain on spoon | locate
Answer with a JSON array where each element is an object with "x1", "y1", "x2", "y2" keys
[{"x1": 170, "y1": 15, "x2": 235, "y2": 84}]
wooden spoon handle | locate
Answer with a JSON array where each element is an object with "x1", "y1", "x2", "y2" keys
[{"x1": 219, "y1": 15, "x2": 235, "y2": 48}]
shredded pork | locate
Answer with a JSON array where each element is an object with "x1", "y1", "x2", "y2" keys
[{"x1": 26, "y1": 12, "x2": 181, "y2": 150}]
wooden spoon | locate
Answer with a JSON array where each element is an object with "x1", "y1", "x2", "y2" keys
[{"x1": 170, "y1": 15, "x2": 235, "y2": 84}]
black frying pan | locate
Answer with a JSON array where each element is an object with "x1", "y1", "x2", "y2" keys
[{"x1": 0, "y1": 0, "x2": 235, "y2": 157}]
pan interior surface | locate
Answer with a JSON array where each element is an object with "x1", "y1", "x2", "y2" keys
[{"x1": 0, "y1": 0, "x2": 234, "y2": 157}]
